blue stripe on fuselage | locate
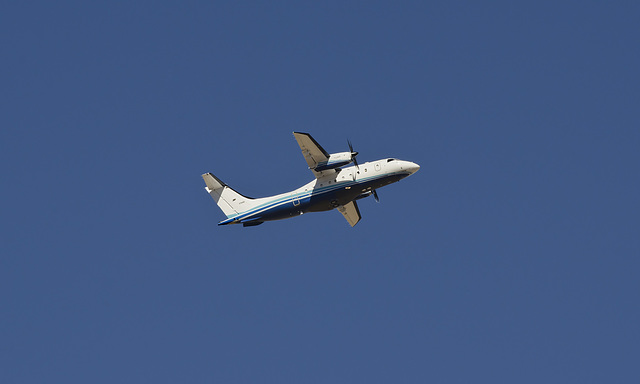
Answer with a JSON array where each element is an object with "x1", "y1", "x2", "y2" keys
[{"x1": 218, "y1": 171, "x2": 410, "y2": 225}]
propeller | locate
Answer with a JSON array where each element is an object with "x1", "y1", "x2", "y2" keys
[
  {"x1": 344, "y1": 139, "x2": 379, "y2": 202},
  {"x1": 347, "y1": 139, "x2": 359, "y2": 181},
  {"x1": 347, "y1": 139, "x2": 359, "y2": 169}
]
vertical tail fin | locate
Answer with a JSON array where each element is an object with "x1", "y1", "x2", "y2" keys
[{"x1": 202, "y1": 173, "x2": 255, "y2": 218}]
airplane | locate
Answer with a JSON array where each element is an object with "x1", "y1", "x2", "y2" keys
[{"x1": 202, "y1": 132, "x2": 419, "y2": 227}]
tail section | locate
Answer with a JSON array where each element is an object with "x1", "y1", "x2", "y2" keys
[{"x1": 202, "y1": 173, "x2": 255, "y2": 218}]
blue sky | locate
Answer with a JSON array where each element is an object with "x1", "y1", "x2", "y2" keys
[{"x1": 2, "y1": 1, "x2": 639, "y2": 382}]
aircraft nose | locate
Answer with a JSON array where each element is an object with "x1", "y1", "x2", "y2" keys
[{"x1": 407, "y1": 162, "x2": 420, "y2": 174}]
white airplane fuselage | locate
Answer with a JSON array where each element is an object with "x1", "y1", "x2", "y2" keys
[{"x1": 215, "y1": 158, "x2": 419, "y2": 226}]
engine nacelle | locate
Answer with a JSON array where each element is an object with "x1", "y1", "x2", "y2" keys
[{"x1": 313, "y1": 152, "x2": 354, "y2": 171}]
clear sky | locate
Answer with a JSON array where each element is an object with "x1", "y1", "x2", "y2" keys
[{"x1": 2, "y1": 1, "x2": 639, "y2": 383}]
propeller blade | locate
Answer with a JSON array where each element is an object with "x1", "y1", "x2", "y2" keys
[
  {"x1": 373, "y1": 189, "x2": 379, "y2": 203},
  {"x1": 347, "y1": 139, "x2": 359, "y2": 170}
]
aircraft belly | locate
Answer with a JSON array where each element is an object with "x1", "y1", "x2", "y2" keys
[
  {"x1": 304, "y1": 187, "x2": 360, "y2": 212},
  {"x1": 242, "y1": 197, "x2": 308, "y2": 222},
  {"x1": 241, "y1": 173, "x2": 410, "y2": 222}
]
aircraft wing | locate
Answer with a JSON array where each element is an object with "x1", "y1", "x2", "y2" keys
[
  {"x1": 293, "y1": 132, "x2": 335, "y2": 178},
  {"x1": 337, "y1": 201, "x2": 361, "y2": 227}
]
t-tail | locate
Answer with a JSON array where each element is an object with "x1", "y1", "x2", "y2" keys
[{"x1": 202, "y1": 173, "x2": 257, "y2": 222}]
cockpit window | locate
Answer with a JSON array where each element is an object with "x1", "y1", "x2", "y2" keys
[{"x1": 387, "y1": 158, "x2": 396, "y2": 162}]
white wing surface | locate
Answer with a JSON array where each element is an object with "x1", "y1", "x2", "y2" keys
[
  {"x1": 337, "y1": 201, "x2": 361, "y2": 227},
  {"x1": 293, "y1": 132, "x2": 336, "y2": 178}
]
